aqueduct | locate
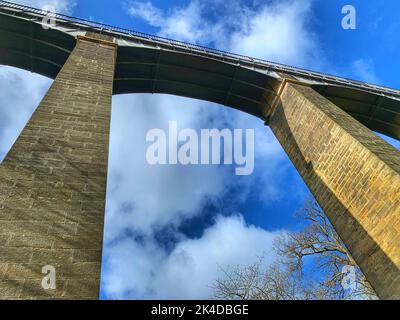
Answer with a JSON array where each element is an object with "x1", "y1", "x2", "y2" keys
[{"x1": 0, "y1": 1, "x2": 399, "y2": 299}]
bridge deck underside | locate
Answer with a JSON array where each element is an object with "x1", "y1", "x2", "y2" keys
[{"x1": 0, "y1": 12, "x2": 399, "y2": 140}]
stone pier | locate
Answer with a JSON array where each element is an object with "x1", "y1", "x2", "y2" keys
[
  {"x1": 267, "y1": 80, "x2": 400, "y2": 299},
  {"x1": 0, "y1": 35, "x2": 117, "y2": 299}
]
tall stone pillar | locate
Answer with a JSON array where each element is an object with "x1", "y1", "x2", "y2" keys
[
  {"x1": 0, "y1": 34, "x2": 117, "y2": 299},
  {"x1": 267, "y1": 80, "x2": 400, "y2": 299}
]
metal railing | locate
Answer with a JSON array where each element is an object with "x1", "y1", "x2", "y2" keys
[{"x1": 0, "y1": 0, "x2": 399, "y2": 99}]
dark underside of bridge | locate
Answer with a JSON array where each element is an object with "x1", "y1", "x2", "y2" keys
[{"x1": 0, "y1": 12, "x2": 399, "y2": 141}]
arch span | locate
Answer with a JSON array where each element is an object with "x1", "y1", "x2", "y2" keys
[{"x1": 0, "y1": 5, "x2": 399, "y2": 140}]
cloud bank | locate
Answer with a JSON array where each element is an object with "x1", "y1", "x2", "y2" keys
[
  {"x1": 102, "y1": 214, "x2": 282, "y2": 299},
  {"x1": 126, "y1": 0, "x2": 319, "y2": 67},
  {"x1": 0, "y1": 67, "x2": 51, "y2": 161},
  {"x1": 100, "y1": 0, "x2": 318, "y2": 299}
]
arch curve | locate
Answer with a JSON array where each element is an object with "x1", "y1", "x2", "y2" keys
[{"x1": 1, "y1": 4, "x2": 399, "y2": 140}]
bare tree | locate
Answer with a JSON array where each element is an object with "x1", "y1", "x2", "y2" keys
[
  {"x1": 275, "y1": 198, "x2": 377, "y2": 299},
  {"x1": 212, "y1": 257, "x2": 316, "y2": 300},
  {"x1": 212, "y1": 198, "x2": 377, "y2": 300}
]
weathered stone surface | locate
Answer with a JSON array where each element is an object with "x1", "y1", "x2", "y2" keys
[
  {"x1": 269, "y1": 82, "x2": 400, "y2": 299},
  {"x1": 0, "y1": 35, "x2": 116, "y2": 299}
]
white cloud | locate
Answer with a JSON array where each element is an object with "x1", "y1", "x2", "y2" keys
[
  {"x1": 104, "y1": 94, "x2": 236, "y2": 239},
  {"x1": 127, "y1": 1, "x2": 163, "y2": 26},
  {"x1": 104, "y1": 91, "x2": 298, "y2": 241},
  {"x1": 350, "y1": 59, "x2": 380, "y2": 84},
  {"x1": 229, "y1": 0, "x2": 318, "y2": 67},
  {"x1": 152, "y1": 215, "x2": 280, "y2": 299},
  {"x1": 0, "y1": 67, "x2": 52, "y2": 161},
  {"x1": 125, "y1": 0, "x2": 319, "y2": 68},
  {"x1": 101, "y1": 233, "x2": 165, "y2": 299},
  {"x1": 102, "y1": 214, "x2": 282, "y2": 299},
  {"x1": 126, "y1": 0, "x2": 210, "y2": 43},
  {"x1": 11, "y1": 0, "x2": 76, "y2": 13}
]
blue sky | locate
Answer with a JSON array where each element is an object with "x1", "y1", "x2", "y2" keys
[{"x1": 0, "y1": 0, "x2": 399, "y2": 299}]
